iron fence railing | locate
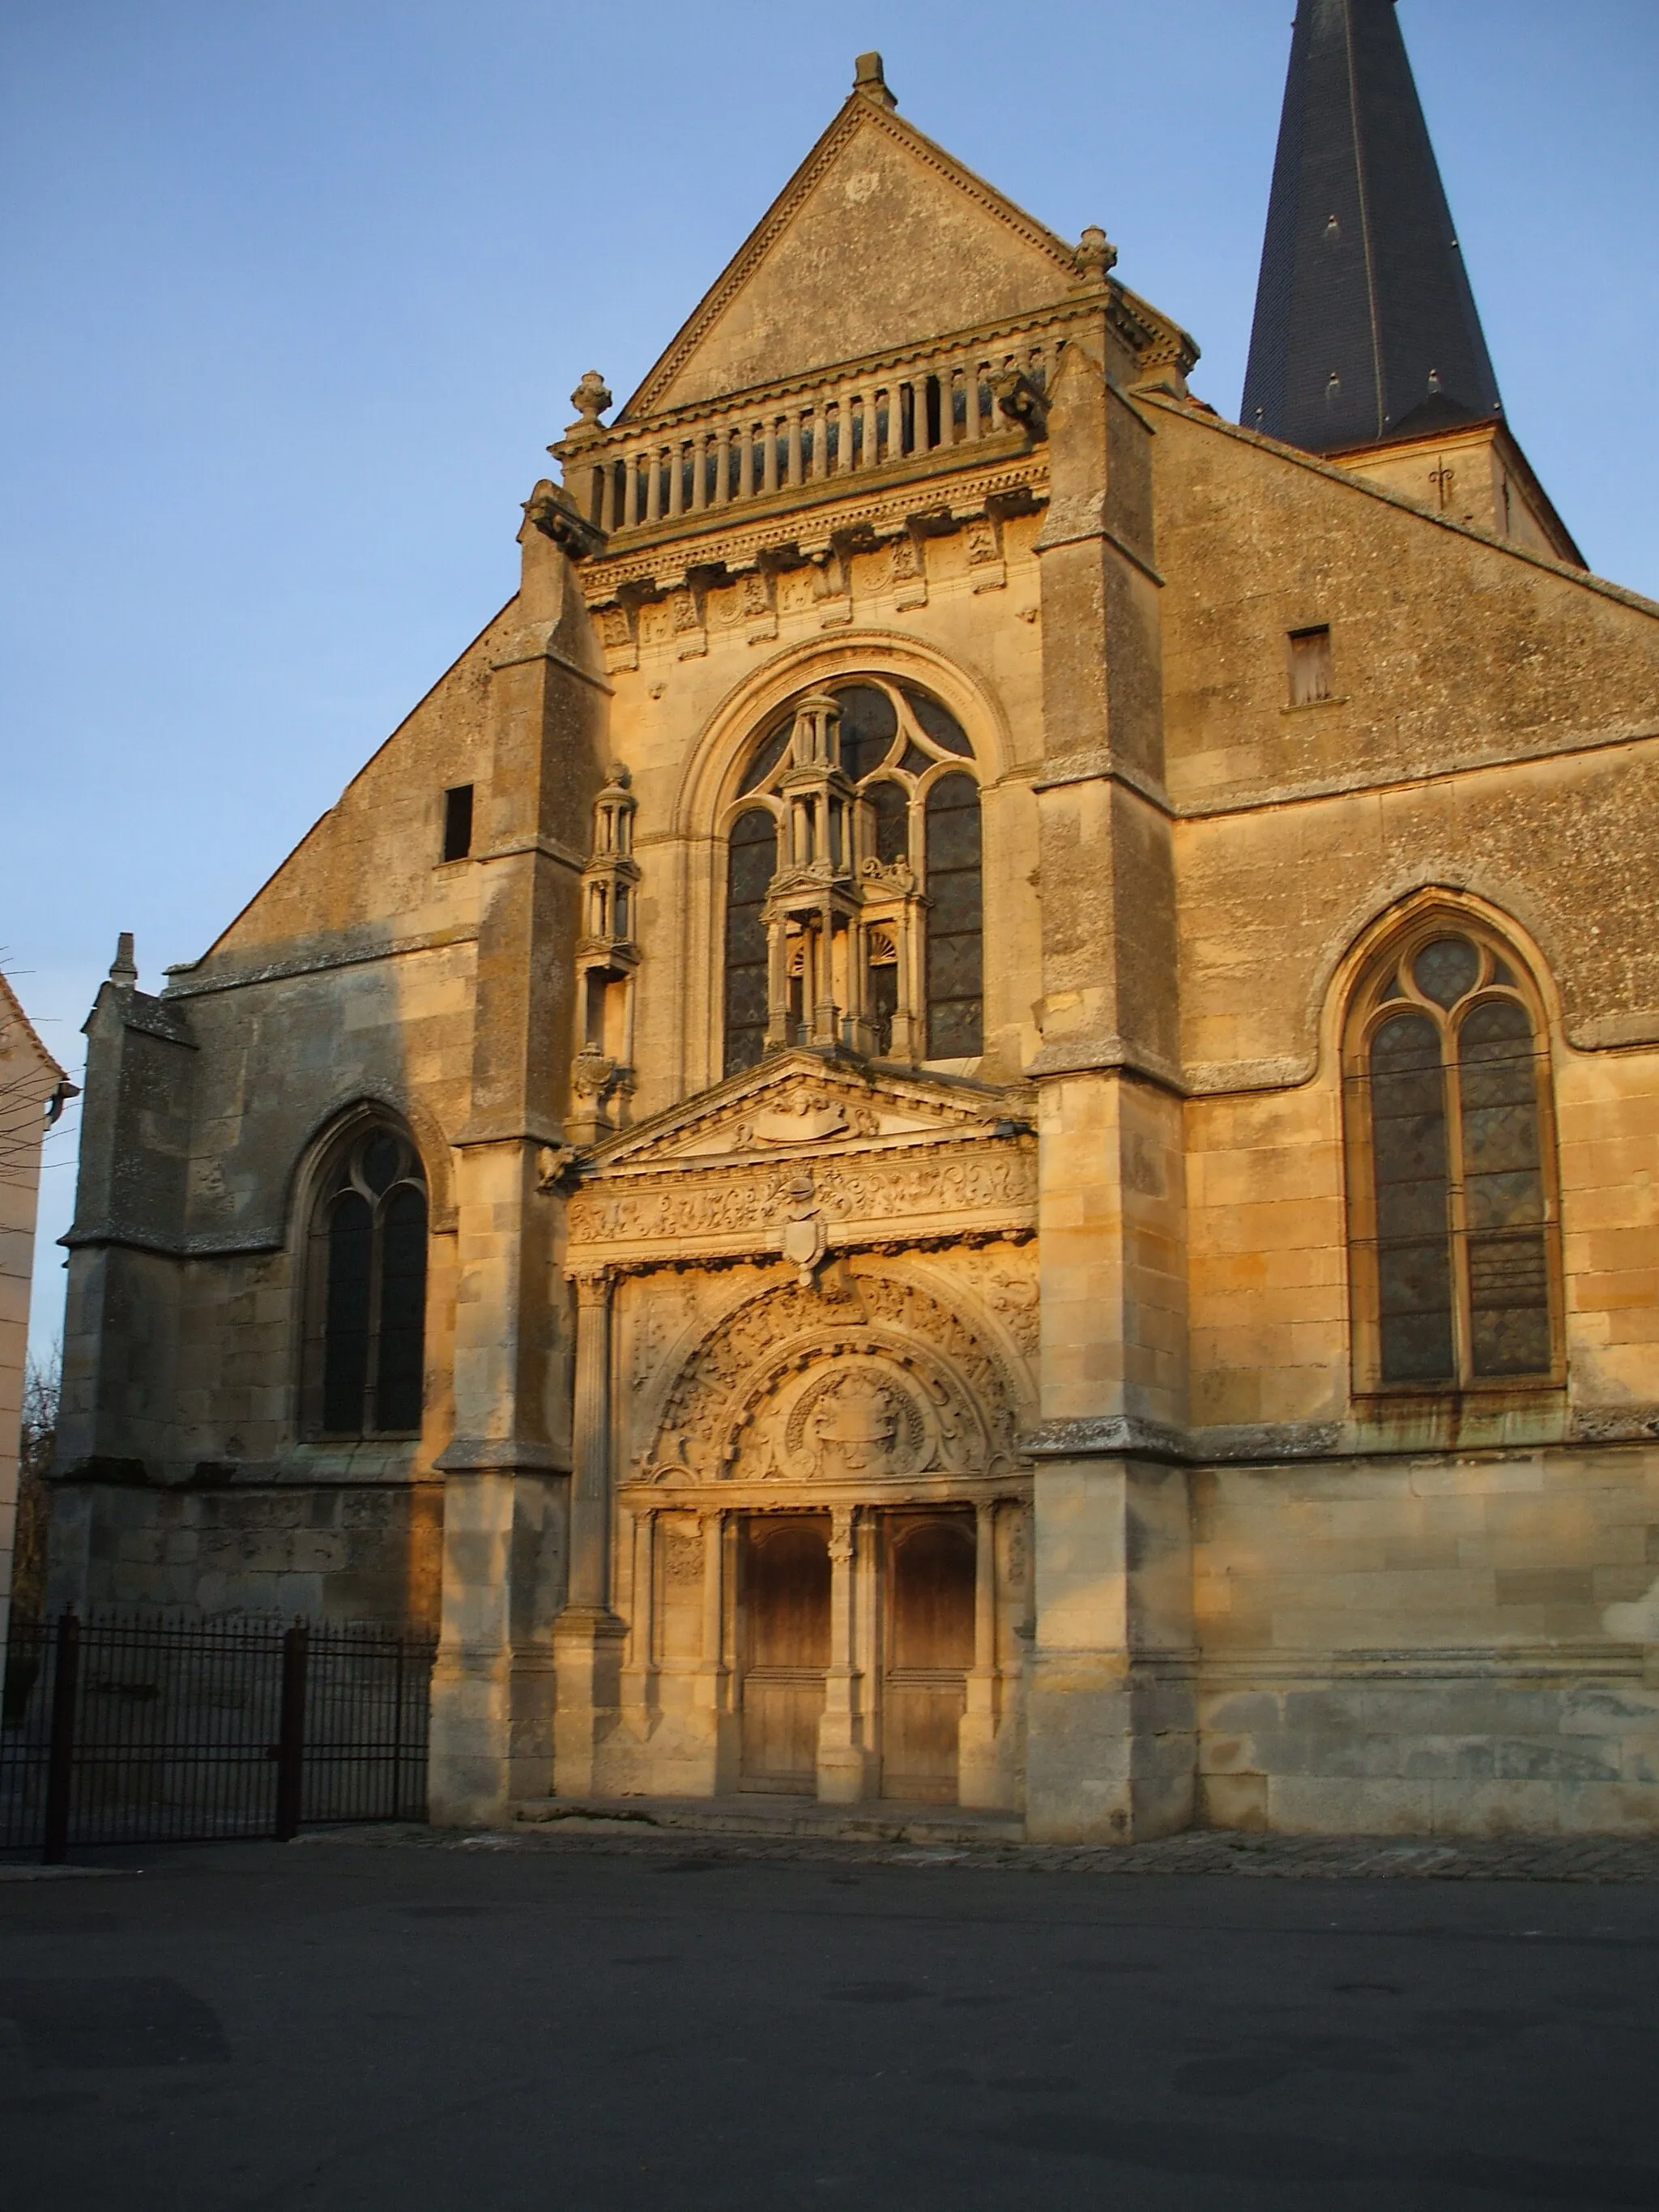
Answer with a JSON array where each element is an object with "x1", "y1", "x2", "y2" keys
[{"x1": 0, "y1": 1612, "x2": 433, "y2": 1860}]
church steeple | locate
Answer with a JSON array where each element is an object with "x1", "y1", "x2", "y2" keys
[{"x1": 1241, "y1": 0, "x2": 1503, "y2": 454}]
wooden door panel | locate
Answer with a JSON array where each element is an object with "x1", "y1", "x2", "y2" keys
[
  {"x1": 881, "y1": 1675, "x2": 967, "y2": 1802},
  {"x1": 740, "y1": 1675, "x2": 826, "y2": 1792},
  {"x1": 740, "y1": 1517, "x2": 830, "y2": 1792},
  {"x1": 881, "y1": 1514, "x2": 975, "y2": 1803}
]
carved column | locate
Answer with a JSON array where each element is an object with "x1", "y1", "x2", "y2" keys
[
  {"x1": 566, "y1": 1268, "x2": 613, "y2": 1608},
  {"x1": 811, "y1": 895, "x2": 839, "y2": 1049},
  {"x1": 764, "y1": 915, "x2": 792, "y2": 1051},
  {"x1": 817, "y1": 1506, "x2": 872, "y2": 1802},
  {"x1": 619, "y1": 1507, "x2": 655, "y2": 1737},
  {"x1": 958, "y1": 1501, "x2": 1004, "y2": 1809},
  {"x1": 697, "y1": 1508, "x2": 740, "y2": 1792},
  {"x1": 552, "y1": 1266, "x2": 625, "y2": 1796}
]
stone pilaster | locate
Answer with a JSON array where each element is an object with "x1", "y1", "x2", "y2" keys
[
  {"x1": 53, "y1": 954, "x2": 194, "y2": 1501},
  {"x1": 695, "y1": 1509, "x2": 740, "y2": 1792},
  {"x1": 428, "y1": 510, "x2": 610, "y2": 1825},
  {"x1": 817, "y1": 1505, "x2": 873, "y2": 1801},
  {"x1": 957, "y1": 1499, "x2": 1004, "y2": 1808},
  {"x1": 1023, "y1": 316, "x2": 1196, "y2": 1843},
  {"x1": 552, "y1": 1266, "x2": 625, "y2": 1794}
]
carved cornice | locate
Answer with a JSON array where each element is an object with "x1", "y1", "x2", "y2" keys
[
  {"x1": 577, "y1": 454, "x2": 1049, "y2": 608},
  {"x1": 1021, "y1": 1413, "x2": 1189, "y2": 1466},
  {"x1": 1021, "y1": 1411, "x2": 1657, "y2": 1467}
]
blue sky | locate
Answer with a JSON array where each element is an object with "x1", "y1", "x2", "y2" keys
[{"x1": 5, "y1": 0, "x2": 1657, "y2": 1361}]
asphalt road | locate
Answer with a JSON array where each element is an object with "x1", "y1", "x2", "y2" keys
[{"x1": 1, "y1": 1839, "x2": 1655, "y2": 2211}]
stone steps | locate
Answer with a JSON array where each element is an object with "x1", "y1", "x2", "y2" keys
[{"x1": 510, "y1": 1793, "x2": 1025, "y2": 1847}]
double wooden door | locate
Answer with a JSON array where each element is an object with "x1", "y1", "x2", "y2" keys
[{"x1": 736, "y1": 1508, "x2": 977, "y2": 1802}]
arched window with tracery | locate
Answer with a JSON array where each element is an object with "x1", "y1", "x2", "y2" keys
[
  {"x1": 1345, "y1": 918, "x2": 1559, "y2": 1392},
  {"x1": 305, "y1": 1123, "x2": 429, "y2": 1436},
  {"x1": 720, "y1": 679, "x2": 983, "y2": 1072}
]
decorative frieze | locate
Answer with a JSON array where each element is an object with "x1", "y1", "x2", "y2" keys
[
  {"x1": 577, "y1": 455, "x2": 1046, "y2": 613},
  {"x1": 568, "y1": 1136, "x2": 1034, "y2": 1262}
]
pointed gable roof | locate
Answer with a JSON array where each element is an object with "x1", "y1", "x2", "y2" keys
[
  {"x1": 0, "y1": 969, "x2": 66, "y2": 1091},
  {"x1": 621, "y1": 56, "x2": 1081, "y2": 420},
  {"x1": 1241, "y1": 0, "x2": 1503, "y2": 454}
]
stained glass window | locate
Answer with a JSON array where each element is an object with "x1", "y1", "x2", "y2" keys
[
  {"x1": 924, "y1": 773, "x2": 983, "y2": 1058},
  {"x1": 723, "y1": 809, "x2": 777, "y2": 1074},
  {"x1": 313, "y1": 1127, "x2": 428, "y2": 1437},
  {"x1": 1353, "y1": 927, "x2": 1555, "y2": 1390}
]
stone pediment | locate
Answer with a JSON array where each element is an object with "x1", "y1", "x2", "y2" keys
[
  {"x1": 569, "y1": 1053, "x2": 1036, "y2": 1265},
  {"x1": 586, "y1": 1052, "x2": 1021, "y2": 1172},
  {"x1": 621, "y1": 78, "x2": 1078, "y2": 420}
]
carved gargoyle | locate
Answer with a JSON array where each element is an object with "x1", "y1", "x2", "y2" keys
[
  {"x1": 992, "y1": 369, "x2": 1048, "y2": 438},
  {"x1": 535, "y1": 1141, "x2": 581, "y2": 1192},
  {"x1": 521, "y1": 478, "x2": 603, "y2": 560}
]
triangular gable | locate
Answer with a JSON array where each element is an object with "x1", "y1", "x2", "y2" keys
[
  {"x1": 621, "y1": 80, "x2": 1081, "y2": 420},
  {"x1": 586, "y1": 1050, "x2": 1020, "y2": 1175}
]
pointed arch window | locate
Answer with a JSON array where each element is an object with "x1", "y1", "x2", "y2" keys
[
  {"x1": 721, "y1": 679, "x2": 983, "y2": 1070},
  {"x1": 307, "y1": 1124, "x2": 429, "y2": 1436},
  {"x1": 1345, "y1": 922, "x2": 1560, "y2": 1392}
]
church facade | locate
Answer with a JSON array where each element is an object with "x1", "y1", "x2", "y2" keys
[{"x1": 50, "y1": 19, "x2": 1659, "y2": 1840}]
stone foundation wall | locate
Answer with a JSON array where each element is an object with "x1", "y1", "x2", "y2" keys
[
  {"x1": 47, "y1": 1478, "x2": 443, "y2": 1632},
  {"x1": 1192, "y1": 1446, "x2": 1659, "y2": 1835}
]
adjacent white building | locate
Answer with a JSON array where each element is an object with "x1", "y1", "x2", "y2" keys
[{"x1": 0, "y1": 970, "x2": 69, "y2": 1648}]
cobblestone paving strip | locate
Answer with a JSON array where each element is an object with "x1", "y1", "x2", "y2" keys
[{"x1": 296, "y1": 1822, "x2": 1659, "y2": 1883}]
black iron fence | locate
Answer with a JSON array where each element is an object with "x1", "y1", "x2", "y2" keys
[{"x1": 1, "y1": 1612, "x2": 434, "y2": 1860}]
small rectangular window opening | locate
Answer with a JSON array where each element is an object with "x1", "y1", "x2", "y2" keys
[
  {"x1": 1288, "y1": 625, "x2": 1333, "y2": 706},
  {"x1": 441, "y1": 784, "x2": 474, "y2": 862}
]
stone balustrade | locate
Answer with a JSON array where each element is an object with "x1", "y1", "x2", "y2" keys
[{"x1": 554, "y1": 310, "x2": 1073, "y2": 548}]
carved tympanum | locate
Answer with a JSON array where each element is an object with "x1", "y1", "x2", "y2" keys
[{"x1": 632, "y1": 1268, "x2": 1025, "y2": 1491}]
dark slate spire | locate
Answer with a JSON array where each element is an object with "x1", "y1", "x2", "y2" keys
[{"x1": 1242, "y1": 0, "x2": 1503, "y2": 454}]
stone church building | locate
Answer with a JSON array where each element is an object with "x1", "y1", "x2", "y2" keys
[{"x1": 52, "y1": 6, "x2": 1659, "y2": 1839}]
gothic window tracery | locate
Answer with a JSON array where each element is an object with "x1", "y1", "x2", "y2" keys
[
  {"x1": 306, "y1": 1123, "x2": 429, "y2": 1437},
  {"x1": 1344, "y1": 918, "x2": 1559, "y2": 1392},
  {"x1": 720, "y1": 680, "x2": 983, "y2": 1072}
]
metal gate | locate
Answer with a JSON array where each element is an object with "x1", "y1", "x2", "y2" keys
[{"x1": 0, "y1": 1613, "x2": 434, "y2": 1861}]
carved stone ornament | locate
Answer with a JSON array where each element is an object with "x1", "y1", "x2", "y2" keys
[
  {"x1": 784, "y1": 1364, "x2": 927, "y2": 1481},
  {"x1": 630, "y1": 1269, "x2": 1027, "y2": 1494},
  {"x1": 535, "y1": 1141, "x2": 580, "y2": 1192},
  {"x1": 522, "y1": 478, "x2": 602, "y2": 559},
  {"x1": 569, "y1": 1145, "x2": 1034, "y2": 1258},
  {"x1": 1071, "y1": 225, "x2": 1118, "y2": 286},
  {"x1": 566, "y1": 370, "x2": 613, "y2": 437}
]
